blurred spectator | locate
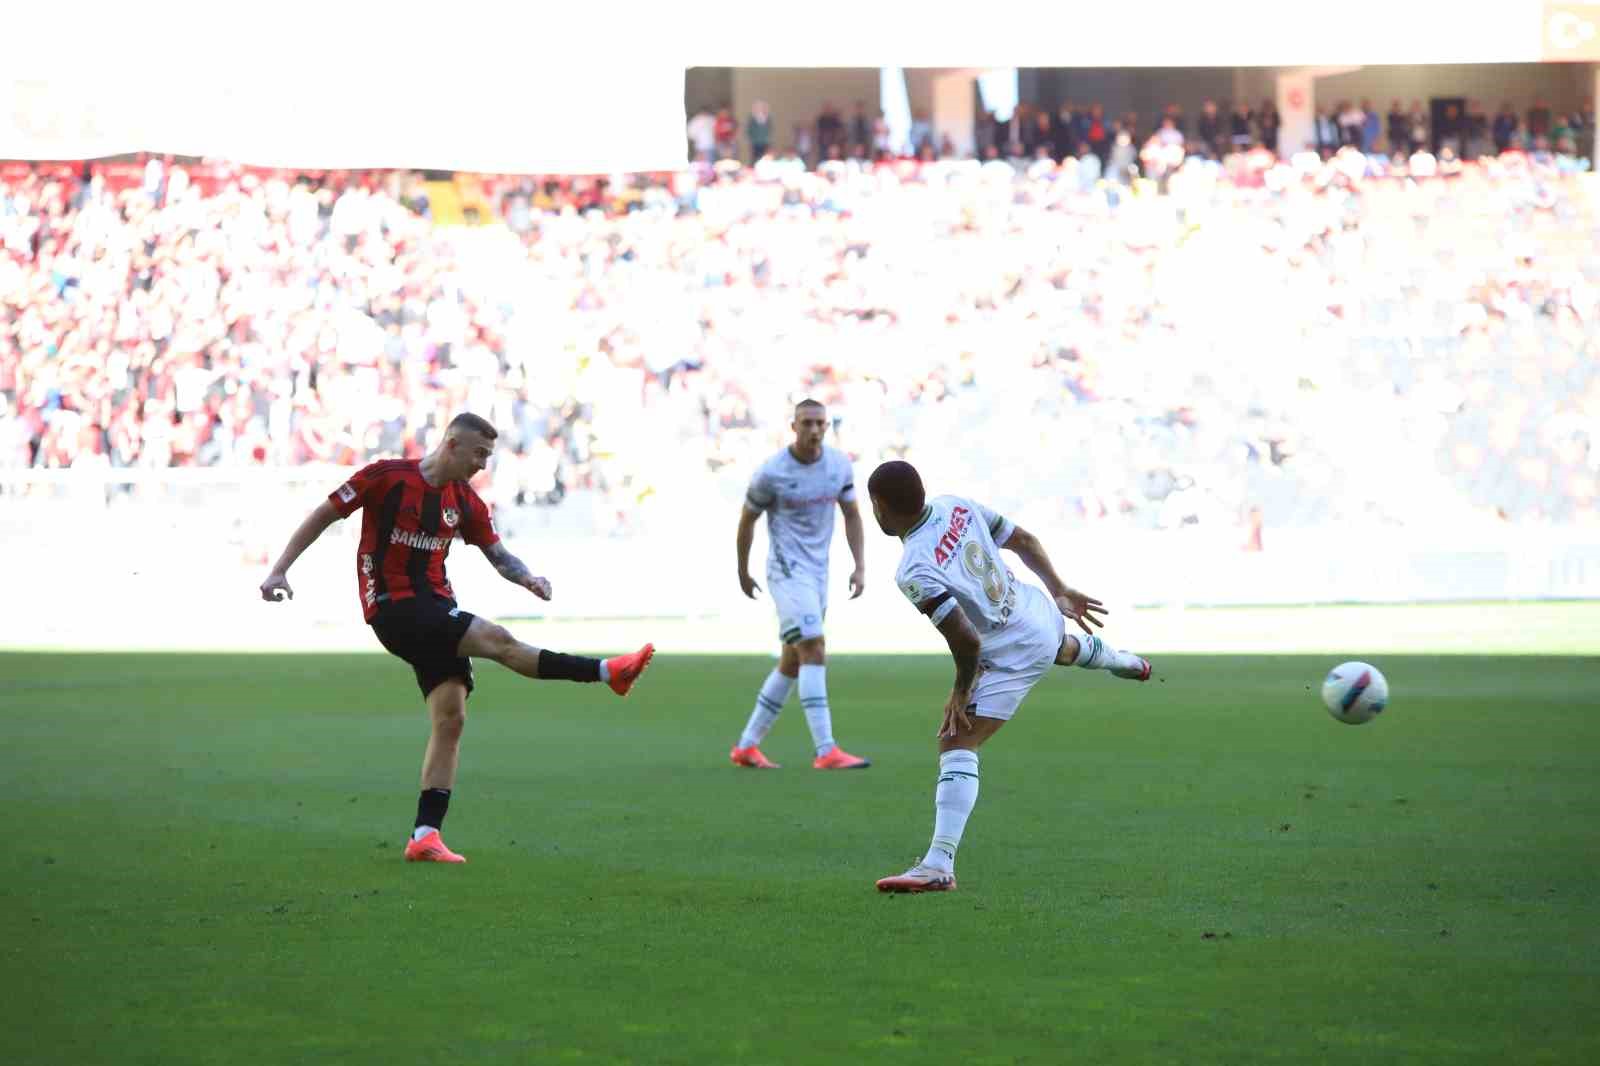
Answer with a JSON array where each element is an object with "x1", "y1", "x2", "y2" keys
[
  {"x1": 714, "y1": 108, "x2": 737, "y2": 161},
  {"x1": 1407, "y1": 100, "x2": 1430, "y2": 153},
  {"x1": 1086, "y1": 104, "x2": 1109, "y2": 163},
  {"x1": 849, "y1": 101, "x2": 871, "y2": 153},
  {"x1": 141, "y1": 156, "x2": 164, "y2": 203},
  {"x1": 1108, "y1": 128, "x2": 1137, "y2": 183},
  {"x1": 1074, "y1": 141, "x2": 1102, "y2": 190},
  {"x1": 1437, "y1": 103, "x2": 1463, "y2": 156},
  {"x1": 1493, "y1": 101, "x2": 1519, "y2": 153},
  {"x1": 1576, "y1": 98, "x2": 1596, "y2": 157},
  {"x1": 1026, "y1": 107, "x2": 1055, "y2": 159},
  {"x1": 793, "y1": 122, "x2": 815, "y2": 164},
  {"x1": 1257, "y1": 99, "x2": 1281, "y2": 154},
  {"x1": 747, "y1": 100, "x2": 773, "y2": 163},
  {"x1": 1162, "y1": 103, "x2": 1187, "y2": 137},
  {"x1": 1553, "y1": 112, "x2": 1577, "y2": 148},
  {"x1": 816, "y1": 102, "x2": 844, "y2": 158},
  {"x1": 1315, "y1": 107, "x2": 1340, "y2": 155},
  {"x1": 1527, "y1": 98, "x2": 1552, "y2": 140},
  {"x1": 1463, "y1": 100, "x2": 1491, "y2": 159},
  {"x1": 1337, "y1": 100, "x2": 1366, "y2": 149},
  {"x1": 1387, "y1": 100, "x2": 1408, "y2": 153},
  {"x1": 909, "y1": 110, "x2": 933, "y2": 155},
  {"x1": 1360, "y1": 99, "x2": 1380, "y2": 153},
  {"x1": 871, "y1": 112, "x2": 890, "y2": 157},
  {"x1": 1140, "y1": 119, "x2": 1185, "y2": 191},
  {"x1": 976, "y1": 111, "x2": 1000, "y2": 158},
  {"x1": 1197, "y1": 99, "x2": 1222, "y2": 157},
  {"x1": 687, "y1": 107, "x2": 716, "y2": 162},
  {"x1": 1053, "y1": 102, "x2": 1077, "y2": 158},
  {"x1": 1229, "y1": 102, "x2": 1253, "y2": 149}
]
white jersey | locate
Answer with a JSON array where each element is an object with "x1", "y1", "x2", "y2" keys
[
  {"x1": 745, "y1": 446, "x2": 856, "y2": 581},
  {"x1": 895, "y1": 494, "x2": 1031, "y2": 641}
]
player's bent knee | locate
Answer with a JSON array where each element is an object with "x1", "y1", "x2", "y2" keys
[
  {"x1": 425, "y1": 682, "x2": 468, "y2": 738},
  {"x1": 434, "y1": 706, "x2": 466, "y2": 737}
]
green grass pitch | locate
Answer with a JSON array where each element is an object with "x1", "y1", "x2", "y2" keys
[{"x1": 5, "y1": 650, "x2": 1598, "y2": 1065}]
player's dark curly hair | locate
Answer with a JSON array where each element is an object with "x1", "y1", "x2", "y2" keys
[{"x1": 868, "y1": 460, "x2": 925, "y2": 515}]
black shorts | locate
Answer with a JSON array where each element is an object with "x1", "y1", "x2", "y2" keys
[{"x1": 369, "y1": 595, "x2": 477, "y2": 699}]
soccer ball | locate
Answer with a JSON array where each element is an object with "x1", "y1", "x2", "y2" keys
[{"x1": 1320, "y1": 661, "x2": 1389, "y2": 725}]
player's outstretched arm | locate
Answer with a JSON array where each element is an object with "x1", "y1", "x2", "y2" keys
[
  {"x1": 735, "y1": 505, "x2": 762, "y2": 598},
  {"x1": 260, "y1": 500, "x2": 341, "y2": 602},
  {"x1": 1002, "y1": 525, "x2": 1108, "y2": 634},
  {"x1": 933, "y1": 605, "x2": 982, "y2": 739},
  {"x1": 840, "y1": 498, "x2": 866, "y2": 598},
  {"x1": 480, "y1": 542, "x2": 552, "y2": 600}
]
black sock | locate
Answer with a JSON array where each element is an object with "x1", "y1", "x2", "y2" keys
[
  {"x1": 415, "y1": 788, "x2": 451, "y2": 831},
  {"x1": 536, "y1": 651, "x2": 602, "y2": 683}
]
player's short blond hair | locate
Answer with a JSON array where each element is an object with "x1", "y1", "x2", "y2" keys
[{"x1": 447, "y1": 412, "x2": 498, "y2": 440}]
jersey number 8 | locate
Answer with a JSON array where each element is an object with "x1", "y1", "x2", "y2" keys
[{"x1": 962, "y1": 540, "x2": 1007, "y2": 605}]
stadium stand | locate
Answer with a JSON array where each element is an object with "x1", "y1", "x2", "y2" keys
[{"x1": 3, "y1": 119, "x2": 1598, "y2": 546}]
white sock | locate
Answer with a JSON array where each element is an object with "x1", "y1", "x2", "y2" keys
[
  {"x1": 738, "y1": 669, "x2": 794, "y2": 748},
  {"x1": 412, "y1": 825, "x2": 436, "y2": 841},
  {"x1": 923, "y1": 749, "x2": 980, "y2": 872},
  {"x1": 1070, "y1": 633, "x2": 1142, "y2": 672},
  {"x1": 797, "y1": 664, "x2": 835, "y2": 756},
  {"x1": 599, "y1": 660, "x2": 611, "y2": 683}
]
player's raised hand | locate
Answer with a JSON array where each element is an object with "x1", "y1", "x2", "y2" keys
[
  {"x1": 739, "y1": 572, "x2": 762, "y2": 599},
  {"x1": 1055, "y1": 588, "x2": 1108, "y2": 634},
  {"x1": 849, "y1": 566, "x2": 866, "y2": 600},
  {"x1": 526, "y1": 576, "x2": 553, "y2": 601},
  {"x1": 259, "y1": 571, "x2": 293, "y2": 603},
  {"x1": 937, "y1": 686, "x2": 974, "y2": 740}
]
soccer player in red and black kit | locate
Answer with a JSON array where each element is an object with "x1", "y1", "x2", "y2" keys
[{"x1": 258, "y1": 412, "x2": 654, "y2": 864}]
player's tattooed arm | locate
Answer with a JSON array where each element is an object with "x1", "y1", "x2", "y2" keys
[
  {"x1": 933, "y1": 605, "x2": 982, "y2": 738},
  {"x1": 481, "y1": 541, "x2": 553, "y2": 600}
]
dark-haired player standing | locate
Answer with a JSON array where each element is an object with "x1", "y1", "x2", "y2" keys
[{"x1": 865, "y1": 459, "x2": 1149, "y2": 893}]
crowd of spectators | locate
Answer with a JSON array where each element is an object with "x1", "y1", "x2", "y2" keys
[
  {"x1": 4, "y1": 117, "x2": 1598, "y2": 540},
  {"x1": 687, "y1": 96, "x2": 1597, "y2": 171}
]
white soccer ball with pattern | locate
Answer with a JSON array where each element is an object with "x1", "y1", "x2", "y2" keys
[{"x1": 1320, "y1": 661, "x2": 1389, "y2": 725}]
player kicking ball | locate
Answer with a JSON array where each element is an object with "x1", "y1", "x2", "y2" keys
[
  {"x1": 730, "y1": 399, "x2": 871, "y2": 770},
  {"x1": 866, "y1": 461, "x2": 1150, "y2": 893},
  {"x1": 259, "y1": 412, "x2": 654, "y2": 864}
]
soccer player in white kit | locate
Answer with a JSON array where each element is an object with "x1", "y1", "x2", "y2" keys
[
  {"x1": 731, "y1": 400, "x2": 872, "y2": 770},
  {"x1": 866, "y1": 460, "x2": 1151, "y2": 892}
]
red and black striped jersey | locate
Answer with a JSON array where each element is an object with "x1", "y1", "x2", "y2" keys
[{"x1": 328, "y1": 460, "x2": 499, "y2": 621}]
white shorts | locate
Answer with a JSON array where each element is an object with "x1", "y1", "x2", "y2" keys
[
  {"x1": 770, "y1": 574, "x2": 828, "y2": 644},
  {"x1": 970, "y1": 585, "x2": 1066, "y2": 722}
]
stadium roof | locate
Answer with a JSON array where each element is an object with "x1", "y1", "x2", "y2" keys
[{"x1": 2, "y1": 0, "x2": 1585, "y2": 172}]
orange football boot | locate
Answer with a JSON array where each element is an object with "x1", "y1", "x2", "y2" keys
[
  {"x1": 404, "y1": 829, "x2": 466, "y2": 863},
  {"x1": 729, "y1": 745, "x2": 781, "y2": 769},
  {"x1": 606, "y1": 644, "x2": 655, "y2": 696},
  {"x1": 813, "y1": 745, "x2": 871, "y2": 769}
]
